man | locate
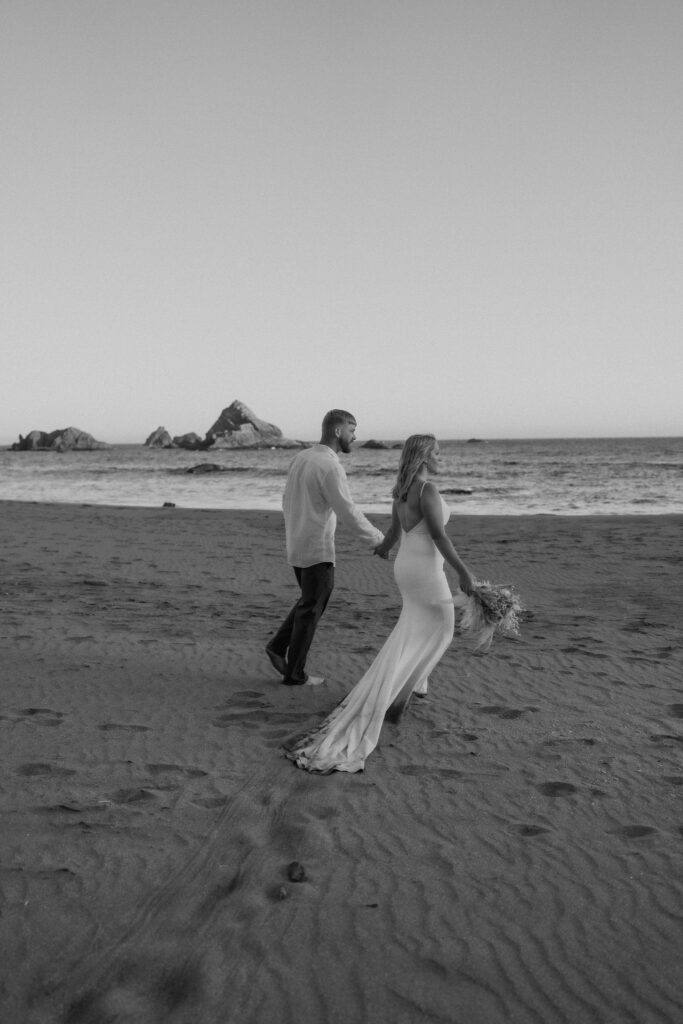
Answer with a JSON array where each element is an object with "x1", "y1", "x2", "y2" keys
[{"x1": 266, "y1": 409, "x2": 385, "y2": 686}]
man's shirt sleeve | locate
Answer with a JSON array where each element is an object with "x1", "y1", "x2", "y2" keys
[{"x1": 320, "y1": 463, "x2": 384, "y2": 549}]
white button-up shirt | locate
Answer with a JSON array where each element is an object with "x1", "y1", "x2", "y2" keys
[{"x1": 283, "y1": 444, "x2": 384, "y2": 567}]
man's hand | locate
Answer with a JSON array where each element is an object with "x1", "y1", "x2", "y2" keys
[{"x1": 374, "y1": 544, "x2": 389, "y2": 560}]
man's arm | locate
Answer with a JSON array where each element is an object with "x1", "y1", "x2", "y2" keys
[{"x1": 321, "y1": 464, "x2": 384, "y2": 549}]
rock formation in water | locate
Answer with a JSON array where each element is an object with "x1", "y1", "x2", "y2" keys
[
  {"x1": 184, "y1": 463, "x2": 227, "y2": 474},
  {"x1": 143, "y1": 401, "x2": 301, "y2": 451},
  {"x1": 172, "y1": 432, "x2": 205, "y2": 451},
  {"x1": 203, "y1": 400, "x2": 300, "y2": 449},
  {"x1": 361, "y1": 439, "x2": 403, "y2": 450},
  {"x1": 144, "y1": 427, "x2": 173, "y2": 448},
  {"x1": 11, "y1": 427, "x2": 110, "y2": 451}
]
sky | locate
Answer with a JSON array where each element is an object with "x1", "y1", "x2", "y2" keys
[{"x1": 2, "y1": 0, "x2": 682, "y2": 445}]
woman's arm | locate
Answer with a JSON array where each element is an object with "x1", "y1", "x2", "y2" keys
[
  {"x1": 374, "y1": 500, "x2": 401, "y2": 558},
  {"x1": 421, "y1": 482, "x2": 475, "y2": 595}
]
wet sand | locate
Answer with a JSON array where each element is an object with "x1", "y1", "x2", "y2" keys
[{"x1": 1, "y1": 500, "x2": 681, "y2": 1023}]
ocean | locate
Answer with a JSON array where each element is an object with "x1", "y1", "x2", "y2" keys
[{"x1": 1, "y1": 437, "x2": 682, "y2": 516}]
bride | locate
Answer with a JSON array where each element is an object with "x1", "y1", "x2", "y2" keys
[{"x1": 283, "y1": 434, "x2": 476, "y2": 774}]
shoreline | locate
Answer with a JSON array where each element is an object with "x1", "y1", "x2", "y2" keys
[
  {"x1": 1, "y1": 502, "x2": 682, "y2": 1023},
  {"x1": 3, "y1": 435, "x2": 682, "y2": 519},
  {"x1": 2, "y1": 496, "x2": 683, "y2": 519}
]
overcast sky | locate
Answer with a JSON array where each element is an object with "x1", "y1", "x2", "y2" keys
[{"x1": 2, "y1": 0, "x2": 682, "y2": 444}]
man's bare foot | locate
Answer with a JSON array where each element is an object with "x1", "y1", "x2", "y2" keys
[
  {"x1": 282, "y1": 673, "x2": 325, "y2": 686},
  {"x1": 266, "y1": 647, "x2": 287, "y2": 676}
]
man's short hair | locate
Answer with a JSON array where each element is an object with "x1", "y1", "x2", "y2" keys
[{"x1": 322, "y1": 409, "x2": 356, "y2": 433}]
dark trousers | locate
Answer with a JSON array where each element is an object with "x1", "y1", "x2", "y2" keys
[{"x1": 269, "y1": 563, "x2": 334, "y2": 683}]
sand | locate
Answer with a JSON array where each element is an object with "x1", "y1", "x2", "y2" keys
[{"x1": 1, "y1": 499, "x2": 681, "y2": 1024}]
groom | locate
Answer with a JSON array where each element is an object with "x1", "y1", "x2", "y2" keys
[{"x1": 266, "y1": 409, "x2": 385, "y2": 686}]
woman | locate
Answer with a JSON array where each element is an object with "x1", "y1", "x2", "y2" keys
[{"x1": 283, "y1": 434, "x2": 476, "y2": 774}]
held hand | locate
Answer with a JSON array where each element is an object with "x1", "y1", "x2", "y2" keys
[{"x1": 374, "y1": 544, "x2": 389, "y2": 560}]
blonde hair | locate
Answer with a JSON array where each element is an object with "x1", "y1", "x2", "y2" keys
[{"x1": 392, "y1": 434, "x2": 437, "y2": 502}]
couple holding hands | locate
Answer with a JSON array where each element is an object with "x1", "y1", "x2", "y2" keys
[{"x1": 266, "y1": 408, "x2": 477, "y2": 774}]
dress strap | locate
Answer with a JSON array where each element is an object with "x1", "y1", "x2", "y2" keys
[{"x1": 419, "y1": 480, "x2": 428, "y2": 498}]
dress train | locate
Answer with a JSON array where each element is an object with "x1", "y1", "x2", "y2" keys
[{"x1": 284, "y1": 498, "x2": 463, "y2": 774}]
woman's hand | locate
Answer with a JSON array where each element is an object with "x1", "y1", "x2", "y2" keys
[{"x1": 458, "y1": 570, "x2": 475, "y2": 596}]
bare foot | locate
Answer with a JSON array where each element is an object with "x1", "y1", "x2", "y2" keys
[{"x1": 266, "y1": 647, "x2": 287, "y2": 676}]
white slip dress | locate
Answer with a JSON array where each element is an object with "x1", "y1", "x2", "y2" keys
[{"x1": 284, "y1": 495, "x2": 463, "y2": 774}]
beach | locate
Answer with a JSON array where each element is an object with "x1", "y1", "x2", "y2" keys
[{"x1": 1, "y1": 500, "x2": 682, "y2": 1024}]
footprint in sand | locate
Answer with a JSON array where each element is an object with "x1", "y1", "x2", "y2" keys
[
  {"x1": 17, "y1": 762, "x2": 76, "y2": 777},
  {"x1": 19, "y1": 707, "x2": 65, "y2": 726},
  {"x1": 211, "y1": 692, "x2": 278, "y2": 729},
  {"x1": 34, "y1": 801, "x2": 108, "y2": 816},
  {"x1": 98, "y1": 723, "x2": 151, "y2": 732},
  {"x1": 609, "y1": 825, "x2": 658, "y2": 838},
  {"x1": 196, "y1": 873, "x2": 242, "y2": 915},
  {"x1": 109, "y1": 788, "x2": 156, "y2": 804},
  {"x1": 536, "y1": 781, "x2": 578, "y2": 797},
  {"x1": 650, "y1": 733, "x2": 683, "y2": 746},
  {"x1": 64, "y1": 956, "x2": 203, "y2": 1022},
  {"x1": 508, "y1": 824, "x2": 552, "y2": 837},
  {"x1": 478, "y1": 705, "x2": 536, "y2": 720},
  {"x1": 212, "y1": 711, "x2": 263, "y2": 729},
  {"x1": 263, "y1": 727, "x2": 292, "y2": 741},
  {"x1": 217, "y1": 692, "x2": 273, "y2": 710},
  {"x1": 191, "y1": 795, "x2": 232, "y2": 809}
]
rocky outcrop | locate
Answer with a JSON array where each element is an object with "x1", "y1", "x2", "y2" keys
[
  {"x1": 11, "y1": 427, "x2": 110, "y2": 451},
  {"x1": 203, "y1": 400, "x2": 299, "y2": 449},
  {"x1": 142, "y1": 400, "x2": 301, "y2": 451},
  {"x1": 172, "y1": 432, "x2": 205, "y2": 451},
  {"x1": 184, "y1": 463, "x2": 227, "y2": 474},
  {"x1": 144, "y1": 427, "x2": 173, "y2": 448},
  {"x1": 361, "y1": 439, "x2": 403, "y2": 450}
]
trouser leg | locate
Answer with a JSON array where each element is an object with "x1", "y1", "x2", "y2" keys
[
  {"x1": 268, "y1": 598, "x2": 299, "y2": 658},
  {"x1": 281, "y1": 563, "x2": 334, "y2": 683}
]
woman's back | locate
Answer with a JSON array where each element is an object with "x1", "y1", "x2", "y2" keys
[{"x1": 396, "y1": 479, "x2": 427, "y2": 534}]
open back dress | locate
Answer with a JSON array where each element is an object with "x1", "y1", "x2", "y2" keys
[{"x1": 284, "y1": 494, "x2": 463, "y2": 774}]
